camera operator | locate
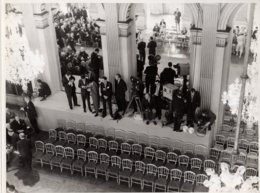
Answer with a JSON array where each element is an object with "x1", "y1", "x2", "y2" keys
[{"x1": 195, "y1": 109, "x2": 216, "y2": 134}]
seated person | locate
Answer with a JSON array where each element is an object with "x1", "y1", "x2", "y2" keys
[
  {"x1": 37, "y1": 79, "x2": 51, "y2": 101},
  {"x1": 10, "y1": 115, "x2": 26, "y2": 134},
  {"x1": 195, "y1": 109, "x2": 216, "y2": 134},
  {"x1": 181, "y1": 27, "x2": 188, "y2": 35},
  {"x1": 142, "y1": 93, "x2": 157, "y2": 125}
]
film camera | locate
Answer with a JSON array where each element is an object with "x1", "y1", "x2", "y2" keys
[
  {"x1": 130, "y1": 76, "x2": 143, "y2": 96},
  {"x1": 148, "y1": 55, "x2": 161, "y2": 66}
]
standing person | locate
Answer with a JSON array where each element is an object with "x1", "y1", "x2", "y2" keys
[
  {"x1": 160, "y1": 62, "x2": 178, "y2": 85},
  {"x1": 137, "y1": 55, "x2": 145, "y2": 80},
  {"x1": 172, "y1": 89, "x2": 185, "y2": 132},
  {"x1": 88, "y1": 79, "x2": 99, "y2": 117},
  {"x1": 78, "y1": 74, "x2": 92, "y2": 113},
  {"x1": 17, "y1": 133, "x2": 32, "y2": 171},
  {"x1": 174, "y1": 8, "x2": 181, "y2": 33},
  {"x1": 37, "y1": 79, "x2": 51, "y2": 101},
  {"x1": 137, "y1": 39, "x2": 146, "y2": 64},
  {"x1": 100, "y1": 76, "x2": 113, "y2": 118},
  {"x1": 90, "y1": 48, "x2": 101, "y2": 82},
  {"x1": 147, "y1": 37, "x2": 157, "y2": 56},
  {"x1": 153, "y1": 79, "x2": 162, "y2": 120},
  {"x1": 114, "y1": 74, "x2": 127, "y2": 113},
  {"x1": 21, "y1": 96, "x2": 40, "y2": 134},
  {"x1": 142, "y1": 93, "x2": 157, "y2": 125},
  {"x1": 186, "y1": 88, "x2": 201, "y2": 126},
  {"x1": 62, "y1": 71, "x2": 80, "y2": 110},
  {"x1": 144, "y1": 62, "x2": 158, "y2": 94},
  {"x1": 236, "y1": 33, "x2": 246, "y2": 58}
]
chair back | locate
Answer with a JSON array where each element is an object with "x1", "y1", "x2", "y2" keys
[
  {"x1": 57, "y1": 119, "x2": 66, "y2": 129},
  {"x1": 170, "y1": 169, "x2": 182, "y2": 181},
  {"x1": 196, "y1": 174, "x2": 208, "y2": 185},
  {"x1": 183, "y1": 142, "x2": 194, "y2": 154},
  {"x1": 132, "y1": 144, "x2": 142, "y2": 156},
  {"x1": 111, "y1": 155, "x2": 121, "y2": 168},
  {"x1": 115, "y1": 129, "x2": 127, "y2": 141},
  {"x1": 194, "y1": 145, "x2": 208, "y2": 157},
  {"x1": 49, "y1": 129, "x2": 57, "y2": 140},
  {"x1": 67, "y1": 133, "x2": 76, "y2": 144},
  {"x1": 138, "y1": 133, "x2": 149, "y2": 145},
  {"x1": 105, "y1": 127, "x2": 115, "y2": 140},
  {"x1": 238, "y1": 139, "x2": 249, "y2": 153},
  {"x1": 215, "y1": 135, "x2": 226, "y2": 146},
  {"x1": 227, "y1": 137, "x2": 235, "y2": 148},
  {"x1": 220, "y1": 150, "x2": 232, "y2": 163},
  {"x1": 184, "y1": 171, "x2": 196, "y2": 184},
  {"x1": 191, "y1": 158, "x2": 202, "y2": 170},
  {"x1": 122, "y1": 159, "x2": 133, "y2": 171},
  {"x1": 155, "y1": 150, "x2": 166, "y2": 162},
  {"x1": 172, "y1": 140, "x2": 183, "y2": 152},
  {"x1": 167, "y1": 152, "x2": 178, "y2": 164},
  {"x1": 158, "y1": 166, "x2": 169, "y2": 179},
  {"x1": 77, "y1": 149, "x2": 87, "y2": 161},
  {"x1": 89, "y1": 137, "x2": 98, "y2": 149},
  {"x1": 98, "y1": 138, "x2": 107, "y2": 151},
  {"x1": 108, "y1": 140, "x2": 118, "y2": 152},
  {"x1": 100, "y1": 153, "x2": 110, "y2": 165},
  {"x1": 149, "y1": 135, "x2": 160, "y2": 149},
  {"x1": 88, "y1": 151, "x2": 98, "y2": 163},
  {"x1": 209, "y1": 148, "x2": 220, "y2": 160},
  {"x1": 160, "y1": 137, "x2": 172, "y2": 151},
  {"x1": 45, "y1": 143, "x2": 55, "y2": 155},
  {"x1": 85, "y1": 124, "x2": 95, "y2": 134},
  {"x1": 178, "y1": 155, "x2": 189, "y2": 167},
  {"x1": 135, "y1": 161, "x2": 146, "y2": 174},
  {"x1": 58, "y1": 131, "x2": 67, "y2": 141},
  {"x1": 245, "y1": 167, "x2": 258, "y2": 178},
  {"x1": 77, "y1": 134, "x2": 86, "y2": 146},
  {"x1": 126, "y1": 131, "x2": 138, "y2": 144},
  {"x1": 144, "y1": 147, "x2": 155, "y2": 159},
  {"x1": 121, "y1": 142, "x2": 131, "y2": 155},
  {"x1": 234, "y1": 153, "x2": 247, "y2": 165},
  {"x1": 55, "y1": 145, "x2": 65, "y2": 157},
  {"x1": 64, "y1": 147, "x2": 74, "y2": 159},
  {"x1": 76, "y1": 122, "x2": 85, "y2": 132},
  {"x1": 146, "y1": 164, "x2": 157, "y2": 176},
  {"x1": 249, "y1": 141, "x2": 258, "y2": 154},
  {"x1": 66, "y1": 120, "x2": 76, "y2": 130},
  {"x1": 35, "y1": 140, "x2": 44, "y2": 153},
  {"x1": 204, "y1": 159, "x2": 216, "y2": 171}
]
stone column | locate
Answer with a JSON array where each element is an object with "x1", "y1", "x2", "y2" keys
[
  {"x1": 189, "y1": 29, "x2": 202, "y2": 90},
  {"x1": 32, "y1": 4, "x2": 62, "y2": 93},
  {"x1": 199, "y1": 4, "x2": 220, "y2": 109}
]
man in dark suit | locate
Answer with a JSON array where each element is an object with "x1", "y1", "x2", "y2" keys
[
  {"x1": 10, "y1": 115, "x2": 26, "y2": 135},
  {"x1": 138, "y1": 39, "x2": 146, "y2": 64},
  {"x1": 114, "y1": 74, "x2": 127, "y2": 113},
  {"x1": 37, "y1": 79, "x2": 51, "y2": 101},
  {"x1": 147, "y1": 37, "x2": 157, "y2": 56},
  {"x1": 142, "y1": 93, "x2": 157, "y2": 125},
  {"x1": 160, "y1": 62, "x2": 178, "y2": 85},
  {"x1": 186, "y1": 88, "x2": 201, "y2": 126},
  {"x1": 62, "y1": 71, "x2": 80, "y2": 110},
  {"x1": 100, "y1": 76, "x2": 113, "y2": 118},
  {"x1": 21, "y1": 96, "x2": 40, "y2": 134},
  {"x1": 17, "y1": 133, "x2": 32, "y2": 171},
  {"x1": 144, "y1": 63, "x2": 158, "y2": 94},
  {"x1": 90, "y1": 48, "x2": 101, "y2": 82},
  {"x1": 78, "y1": 74, "x2": 92, "y2": 113},
  {"x1": 137, "y1": 55, "x2": 145, "y2": 80},
  {"x1": 172, "y1": 89, "x2": 185, "y2": 132}
]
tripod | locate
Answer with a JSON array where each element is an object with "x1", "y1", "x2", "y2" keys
[{"x1": 123, "y1": 94, "x2": 143, "y2": 118}]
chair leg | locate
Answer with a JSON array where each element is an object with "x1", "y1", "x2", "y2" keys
[{"x1": 128, "y1": 179, "x2": 131, "y2": 188}]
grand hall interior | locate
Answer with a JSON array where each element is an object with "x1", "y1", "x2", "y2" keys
[{"x1": 2, "y1": 1, "x2": 260, "y2": 193}]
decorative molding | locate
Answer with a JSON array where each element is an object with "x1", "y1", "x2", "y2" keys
[
  {"x1": 118, "y1": 20, "x2": 133, "y2": 37},
  {"x1": 216, "y1": 31, "x2": 229, "y2": 47},
  {"x1": 33, "y1": 11, "x2": 49, "y2": 29},
  {"x1": 96, "y1": 20, "x2": 106, "y2": 35},
  {"x1": 190, "y1": 29, "x2": 203, "y2": 45}
]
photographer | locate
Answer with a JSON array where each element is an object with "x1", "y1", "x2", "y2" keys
[
  {"x1": 142, "y1": 93, "x2": 157, "y2": 125},
  {"x1": 195, "y1": 109, "x2": 216, "y2": 134}
]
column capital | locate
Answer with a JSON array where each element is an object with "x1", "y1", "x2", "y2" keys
[
  {"x1": 216, "y1": 31, "x2": 229, "y2": 47},
  {"x1": 118, "y1": 19, "x2": 133, "y2": 37},
  {"x1": 96, "y1": 19, "x2": 106, "y2": 35},
  {"x1": 32, "y1": 4, "x2": 49, "y2": 29},
  {"x1": 190, "y1": 29, "x2": 203, "y2": 45}
]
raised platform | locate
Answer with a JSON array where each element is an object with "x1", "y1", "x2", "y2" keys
[{"x1": 34, "y1": 91, "x2": 213, "y2": 149}]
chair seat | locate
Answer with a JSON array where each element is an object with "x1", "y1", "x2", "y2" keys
[
  {"x1": 131, "y1": 154, "x2": 142, "y2": 162},
  {"x1": 155, "y1": 177, "x2": 167, "y2": 186},
  {"x1": 54, "y1": 140, "x2": 67, "y2": 146},
  {"x1": 191, "y1": 168, "x2": 201, "y2": 174},
  {"x1": 143, "y1": 173, "x2": 156, "y2": 183},
  {"x1": 96, "y1": 163, "x2": 109, "y2": 172},
  {"x1": 120, "y1": 153, "x2": 130, "y2": 159},
  {"x1": 107, "y1": 166, "x2": 120, "y2": 174},
  {"x1": 107, "y1": 150, "x2": 117, "y2": 157},
  {"x1": 119, "y1": 170, "x2": 132, "y2": 178},
  {"x1": 172, "y1": 149, "x2": 181, "y2": 156},
  {"x1": 196, "y1": 154, "x2": 206, "y2": 162},
  {"x1": 168, "y1": 179, "x2": 181, "y2": 189},
  {"x1": 153, "y1": 160, "x2": 165, "y2": 167},
  {"x1": 97, "y1": 148, "x2": 107, "y2": 154},
  {"x1": 86, "y1": 147, "x2": 97, "y2": 154},
  {"x1": 51, "y1": 156, "x2": 64, "y2": 164},
  {"x1": 65, "y1": 143, "x2": 77, "y2": 150},
  {"x1": 76, "y1": 145, "x2": 86, "y2": 151},
  {"x1": 165, "y1": 163, "x2": 176, "y2": 170},
  {"x1": 184, "y1": 152, "x2": 194, "y2": 158},
  {"x1": 43, "y1": 139, "x2": 57, "y2": 144},
  {"x1": 131, "y1": 171, "x2": 144, "y2": 180},
  {"x1": 33, "y1": 152, "x2": 44, "y2": 160},
  {"x1": 85, "y1": 162, "x2": 97, "y2": 169},
  {"x1": 177, "y1": 165, "x2": 188, "y2": 173},
  {"x1": 194, "y1": 184, "x2": 209, "y2": 192},
  {"x1": 62, "y1": 158, "x2": 74, "y2": 166},
  {"x1": 72, "y1": 159, "x2": 86, "y2": 168},
  {"x1": 142, "y1": 157, "x2": 153, "y2": 164},
  {"x1": 104, "y1": 136, "x2": 114, "y2": 142},
  {"x1": 41, "y1": 154, "x2": 54, "y2": 162},
  {"x1": 181, "y1": 182, "x2": 194, "y2": 192}
]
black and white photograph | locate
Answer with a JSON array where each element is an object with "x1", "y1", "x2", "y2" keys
[{"x1": 1, "y1": 0, "x2": 260, "y2": 192}]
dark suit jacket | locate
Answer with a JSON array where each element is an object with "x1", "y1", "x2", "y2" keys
[
  {"x1": 90, "y1": 52, "x2": 100, "y2": 73},
  {"x1": 39, "y1": 81, "x2": 51, "y2": 96},
  {"x1": 138, "y1": 41, "x2": 146, "y2": 53},
  {"x1": 144, "y1": 65, "x2": 158, "y2": 82},
  {"x1": 78, "y1": 78, "x2": 90, "y2": 96},
  {"x1": 160, "y1": 67, "x2": 177, "y2": 84},
  {"x1": 147, "y1": 41, "x2": 157, "y2": 55},
  {"x1": 24, "y1": 101, "x2": 37, "y2": 119},
  {"x1": 142, "y1": 97, "x2": 156, "y2": 111},
  {"x1": 10, "y1": 119, "x2": 26, "y2": 134},
  {"x1": 62, "y1": 75, "x2": 75, "y2": 95},
  {"x1": 187, "y1": 91, "x2": 201, "y2": 110},
  {"x1": 100, "y1": 81, "x2": 112, "y2": 99},
  {"x1": 17, "y1": 139, "x2": 32, "y2": 158},
  {"x1": 115, "y1": 79, "x2": 127, "y2": 98}
]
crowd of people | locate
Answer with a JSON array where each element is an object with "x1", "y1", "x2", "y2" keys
[{"x1": 54, "y1": 6, "x2": 102, "y2": 76}]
